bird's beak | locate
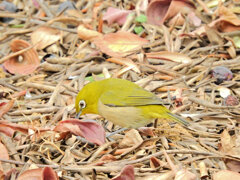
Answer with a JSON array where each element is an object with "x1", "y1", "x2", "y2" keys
[{"x1": 76, "y1": 109, "x2": 82, "y2": 119}]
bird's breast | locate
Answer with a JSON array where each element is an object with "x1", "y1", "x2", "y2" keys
[{"x1": 97, "y1": 100, "x2": 153, "y2": 128}]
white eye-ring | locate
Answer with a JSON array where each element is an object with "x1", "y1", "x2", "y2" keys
[{"x1": 79, "y1": 100, "x2": 86, "y2": 109}]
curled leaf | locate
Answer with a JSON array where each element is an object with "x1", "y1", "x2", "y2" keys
[
  {"x1": 31, "y1": 26, "x2": 61, "y2": 50},
  {"x1": 103, "y1": 7, "x2": 132, "y2": 25},
  {"x1": 3, "y1": 39, "x2": 40, "y2": 75},
  {"x1": 0, "y1": 100, "x2": 14, "y2": 118},
  {"x1": 54, "y1": 119, "x2": 106, "y2": 145},
  {"x1": 191, "y1": 5, "x2": 240, "y2": 36},
  {"x1": 146, "y1": 0, "x2": 196, "y2": 26},
  {"x1": 77, "y1": 25, "x2": 103, "y2": 41},
  {"x1": 93, "y1": 31, "x2": 149, "y2": 57}
]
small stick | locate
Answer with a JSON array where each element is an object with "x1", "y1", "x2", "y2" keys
[
  {"x1": 199, "y1": 161, "x2": 209, "y2": 179},
  {"x1": 24, "y1": 82, "x2": 63, "y2": 92},
  {"x1": 47, "y1": 80, "x2": 63, "y2": 106},
  {"x1": 106, "y1": 149, "x2": 219, "y2": 166},
  {"x1": 9, "y1": 107, "x2": 60, "y2": 115},
  {"x1": 87, "y1": 142, "x2": 115, "y2": 163},
  {"x1": 188, "y1": 96, "x2": 238, "y2": 109}
]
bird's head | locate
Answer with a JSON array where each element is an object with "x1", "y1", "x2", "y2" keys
[{"x1": 75, "y1": 81, "x2": 102, "y2": 118}]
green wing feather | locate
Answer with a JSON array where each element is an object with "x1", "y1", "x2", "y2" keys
[{"x1": 100, "y1": 88, "x2": 169, "y2": 107}]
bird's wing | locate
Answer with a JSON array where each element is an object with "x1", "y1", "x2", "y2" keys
[{"x1": 100, "y1": 88, "x2": 169, "y2": 107}]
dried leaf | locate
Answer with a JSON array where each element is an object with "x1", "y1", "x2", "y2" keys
[
  {"x1": 0, "y1": 121, "x2": 49, "y2": 138},
  {"x1": 0, "y1": 141, "x2": 9, "y2": 171},
  {"x1": 146, "y1": 51, "x2": 192, "y2": 64},
  {"x1": 146, "y1": 0, "x2": 196, "y2": 25},
  {"x1": 119, "y1": 129, "x2": 143, "y2": 148},
  {"x1": 219, "y1": 130, "x2": 240, "y2": 172},
  {"x1": 17, "y1": 167, "x2": 58, "y2": 180},
  {"x1": 150, "y1": 157, "x2": 162, "y2": 169},
  {"x1": 0, "y1": 100, "x2": 14, "y2": 118},
  {"x1": 93, "y1": 31, "x2": 149, "y2": 57},
  {"x1": 3, "y1": 39, "x2": 40, "y2": 75},
  {"x1": 31, "y1": 26, "x2": 61, "y2": 50},
  {"x1": 54, "y1": 119, "x2": 106, "y2": 145},
  {"x1": 138, "y1": 127, "x2": 155, "y2": 136},
  {"x1": 112, "y1": 165, "x2": 135, "y2": 180},
  {"x1": 77, "y1": 25, "x2": 103, "y2": 41},
  {"x1": 213, "y1": 170, "x2": 240, "y2": 180},
  {"x1": 103, "y1": 7, "x2": 132, "y2": 25},
  {"x1": 175, "y1": 169, "x2": 197, "y2": 180}
]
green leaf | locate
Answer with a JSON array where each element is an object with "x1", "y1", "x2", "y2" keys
[
  {"x1": 10, "y1": 24, "x2": 24, "y2": 28},
  {"x1": 233, "y1": 36, "x2": 240, "y2": 48},
  {"x1": 135, "y1": 14, "x2": 147, "y2": 23},
  {"x1": 134, "y1": 26, "x2": 144, "y2": 34},
  {"x1": 85, "y1": 74, "x2": 105, "y2": 82}
]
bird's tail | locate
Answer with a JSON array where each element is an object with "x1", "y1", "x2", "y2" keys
[{"x1": 167, "y1": 112, "x2": 189, "y2": 126}]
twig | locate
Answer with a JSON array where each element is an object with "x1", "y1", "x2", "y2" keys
[
  {"x1": 87, "y1": 142, "x2": 115, "y2": 163},
  {"x1": 106, "y1": 149, "x2": 218, "y2": 166},
  {"x1": 188, "y1": 96, "x2": 238, "y2": 109},
  {"x1": 8, "y1": 107, "x2": 60, "y2": 115}
]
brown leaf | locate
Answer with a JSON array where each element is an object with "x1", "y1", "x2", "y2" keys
[
  {"x1": 119, "y1": 129, "x2": 143, "y2": 148},
  {"x1": 146, "y1": 0, "x2": 196, "y2": 26},
  {"x1": 54, "y1": 119, "x2": 106, "y2": 145},
  {"x1": 112, "y1": 165, "x2": 135, "y2": 180},
  {"x1": 0, "y1": 121, "x2": 49, "y2": 139},
  {"x1": 17, "y1": 167, "x2": 58, "y2": 180},
  {"x1": 0, "y1": 100, "x2": 14, "y2": 118},
  {"x1": 138, "y1": 127, "x2": 155, "y2": 136},
  {"x1": 103, "y1": 7, "x2": 132, "y2": 25},
  {"x1": 219, "y1": 129, "x2": 240, "y2": 172},
  {"x1": 93, "y1": 31, "x2": 149, "y2": 57},
  {"x1": 0, "y1": 141, "x2": 9, "y2": 172},
  {"x1": 77, "y1": 25, "x2": 103, "y2": 41},
  {"x1": 146, "y1": 51, "x2": 192, "y2": 64},
  {"x1": 213, "y1": 170, "x2": 240, "y2": 180},
  {"x1": 3, "y1": 39, "x2": 40, "y2": 75},
  {"x1": 150, "y1": 157, "x2": 162, "y2": 169},
  {"x1": 31, "y1": 26, "x2": 61, "y2": 50},
  {"x1": 191, "y1": 5, "x2": 240, "y2": 36}
]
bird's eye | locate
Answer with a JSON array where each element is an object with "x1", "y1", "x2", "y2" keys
[{"x1": 79, "y1": 100, "x2": 86, "y2": 109}]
